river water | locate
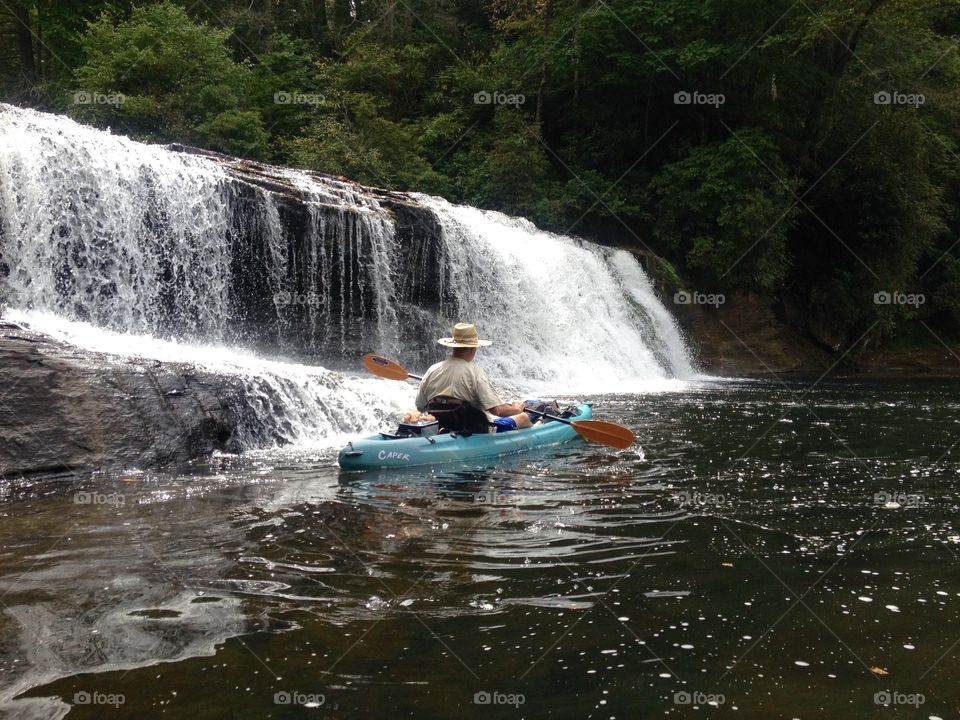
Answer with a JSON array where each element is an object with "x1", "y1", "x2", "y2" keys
[{"x1": 2, "y1": 377, "x2": 958, "y2": 719}]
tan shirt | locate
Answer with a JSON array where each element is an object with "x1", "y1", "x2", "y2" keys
[{"x1": 415, "y1": 358, "x2": 503, "y2": 413}]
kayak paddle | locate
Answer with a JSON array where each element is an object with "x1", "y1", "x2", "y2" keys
[
  {"x1": 362, "y1": 353, "x2": 636, "y2": 450},
  {"x1": 521, "y1": 407, "x2": 635, "y2": 449},
  {"x1": 363, "y1": 353, "x2": 422, "y2": 381}
]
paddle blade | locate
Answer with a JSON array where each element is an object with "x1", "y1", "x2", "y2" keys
[
  {"x1": 363, "y1": 353, "x2": 411, "y2": 381},
  {"x1": 570, "y1": 419, "x2": 635, "y2": 449}
]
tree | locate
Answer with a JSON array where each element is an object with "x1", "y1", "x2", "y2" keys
[
  {"x1": 650, "y1": 129, "x2": 799, "y2": 292},
  {"x1": 72, "y1": 1, "x2": 268, "y2": 157},
  {"x1": 1, "y1": 1, "x2": 134, "y2": 105}
]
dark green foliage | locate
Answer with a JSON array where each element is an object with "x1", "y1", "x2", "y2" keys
[
  {"x1": 72, "y1": 2, "x2": 268, "y2": 155},
  {"x1": 650, "y1": 129, "x2": 797, "y2": 292}
]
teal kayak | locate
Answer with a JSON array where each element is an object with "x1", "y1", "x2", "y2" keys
[{"x1": 338, "y1": 403, "x2": 593, "y2": 470}]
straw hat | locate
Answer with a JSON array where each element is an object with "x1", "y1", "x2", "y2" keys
[{"x1": 438, "y1": 323, "x2": 492, "y2": 348}]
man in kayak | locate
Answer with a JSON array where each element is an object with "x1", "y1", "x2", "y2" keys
[{"x1": 415, "y1": 323, "x2": 533, "y2": 434}]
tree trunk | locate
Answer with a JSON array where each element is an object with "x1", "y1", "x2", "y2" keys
[
  {"x1": 535, "y1": 66, "x2": 547, "y2": 125},
  {"x1": 333, "y1": 0, "x2": 352, "y2": 30},
  {"x1": 35, "y1": 0, "x2": 45, "y2": 83},
  {"x1": 309, "y1": 0, "x2": 328, "y2": 42},
  {"x1": 12, "y1": 1, "x2": 34, "y2": 80},
  {"x1": 535, "y1": 1, "x2": 552, "y2": 125},
  {"x1": 572, "y1": 23, "x2": 580, "y2": 116}
]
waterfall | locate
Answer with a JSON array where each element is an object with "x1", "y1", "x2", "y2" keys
[
  {"x1": 0, "y1": 104, "x2": 694, "y2": 449},
  {"x1": 0, "y1": 105, "x2": 402, "y2": 359},
  {"x1": 412, "y1": 195, "x2": 693, "y2": 393},
  {"x1": 0, "y1": 105, "x2": 234, "y2": 338}
]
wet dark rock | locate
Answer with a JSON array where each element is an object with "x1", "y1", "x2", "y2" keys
[
  {"x1": 0, "y1": 145, "x2": 455, "y2": 481},
  {"x1": 672, "y1": 291, "x2": 833, "y2": 375},
  {"x1": 166, "y1": 145, "x2": 447, "y2": 367},
  {"x1": 0, "y1": 320, "x2": 243, "y2": 482}
]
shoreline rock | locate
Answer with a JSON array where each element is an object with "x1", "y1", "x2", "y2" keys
[
  {"x1": 0, "y1": 320, "x2": 242, "y2": 482},
  {"x1": 673, "y1": 290, "x2": 960, "y2": 377}
]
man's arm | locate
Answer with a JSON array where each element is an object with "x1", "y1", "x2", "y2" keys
[{"x1": 488, "y1": 401, "x2": 525, "y2": 417}]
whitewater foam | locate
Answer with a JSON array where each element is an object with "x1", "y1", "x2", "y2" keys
[
  {"x1": 4, "y1": 308, "x2": 415, "y2": 450},
  {"x1": 413, "y1": 195, "x2": 694, "y2": 394}
]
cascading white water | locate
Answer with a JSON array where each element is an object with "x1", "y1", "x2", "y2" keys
[
  {"x1": 413, "y1": 195, "x2": 694, "y2": 394},
  {"x1": 0, "y1": 105, "x2": 235, "y2": 337},
  {"x1": 0, "y1": 105, "x2": 402, "y2": 355},
  {"x1": 3, "y1": 309, "x2": 415, "y2": 449},
  {"x1": 0, "y1": 104, "x2": 696, "y2": 450},
  {"x1": 280, "y1": 169, "x2": 400, "y2": 358}
]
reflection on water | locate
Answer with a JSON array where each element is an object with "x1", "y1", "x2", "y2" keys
[{"x1": 2, "y1": 378, "x2": 960, "y2": 718}]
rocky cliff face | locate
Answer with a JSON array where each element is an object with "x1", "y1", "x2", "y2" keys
[
  {"x1": 671, "y1": 290, "x2": 960, "y2": 376},
  {"x1": 165, "y1": 145, "x2": 448, "y2": 365},
  {"x1": 670, "y1": 292, "x2": 833, "y2": 375}
]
